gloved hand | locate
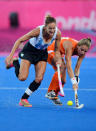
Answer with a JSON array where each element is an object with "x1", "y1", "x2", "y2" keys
[{"x1": 75, "y1": 76, "x2": 80, "y2": 84}]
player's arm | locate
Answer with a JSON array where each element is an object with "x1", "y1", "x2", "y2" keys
[
  {"x1": 54, "y1": 29, "x2": 62, "y2": 65},
  {"x1": 74, "y1": 55, "x2": 85, "y2": 82},
  {"x1": 64, "y1": 41, "x2": 74, "y2": 78},
  {"x1": 9, "y1": 27, "x2": 40, "y2": 59},
  {"x1": 64, "y1": 41, "x2": 78, "y2": 90}
]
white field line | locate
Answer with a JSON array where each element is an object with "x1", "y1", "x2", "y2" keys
[{"x1": 0, "y1": 87, "x2": 96, "y2": 91}]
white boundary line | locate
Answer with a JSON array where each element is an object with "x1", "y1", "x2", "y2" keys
[{"x1": 0, "y1": 87, "x2": 96, "y2": 91}]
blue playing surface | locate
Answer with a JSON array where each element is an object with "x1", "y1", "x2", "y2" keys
[{"x1": 0, "y1": 56, "x2": 96, "y2": 131}]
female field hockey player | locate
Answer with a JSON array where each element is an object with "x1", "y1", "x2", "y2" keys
[
  {"x1": 45, "y1": 37, "x2": 91, "y2": 105},
  {"x1": 5, "y1": 15, "x2": 62, "y2": 107}
]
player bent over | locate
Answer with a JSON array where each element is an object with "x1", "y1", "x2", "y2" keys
[
  {"x1": 45, "y1": 37, "x2": 91, "y2": 105},
  {"x1": 5, "y1": 15, "x2": 62, "y2": 107}
]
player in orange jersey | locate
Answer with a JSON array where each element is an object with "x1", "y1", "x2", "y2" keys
[{"x1": 45, "y1": 37, "x2": 91, "y2": 105}]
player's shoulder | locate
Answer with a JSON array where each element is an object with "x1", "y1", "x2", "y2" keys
[
  {"x1": 35, "y1": 25, "x2": 43, "y2": 31},
  {"x1": 28, "y1": 26, "x2": 40, "y2": 37},
  {"x1": 62, "y1": 37, "x2": 73, "y2": 49},
  {"x1": 62, "y1": 37, "x2": 78, "y2": 46}
]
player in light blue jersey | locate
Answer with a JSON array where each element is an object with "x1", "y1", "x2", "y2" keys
[{"x1": 5, "y1": 15, "x2": 62, "y2": 107}]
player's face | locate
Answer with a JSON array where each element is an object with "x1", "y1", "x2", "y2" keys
[
  {"x1": 45, "y1": 23, "x2": 56, "y2": 37},
  {"x1": 77, "y1": 45, "x2": 89, "y2": 56}
]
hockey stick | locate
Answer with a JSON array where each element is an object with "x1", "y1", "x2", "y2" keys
[
  {"x1": 57, "y1": 64, "x2": 65, "y2": 97},
  {"x1": 74, "y1": 89, "x2": 84, "y2": 109}
]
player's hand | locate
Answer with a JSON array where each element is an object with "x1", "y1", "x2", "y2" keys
[
  {"x1": 5, "y1": 55, "x2": 12, "y2": 66},
  {"x1": 75, "y1": 76, "x2": 80, "y2": 84},
  {"x1": 73, "y1": 84, "x2": 78, "y2": 90},
  {"x1": 56, "y1": 58, "x2": 62, "y2": 67}
]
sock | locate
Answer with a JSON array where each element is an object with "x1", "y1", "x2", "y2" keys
[
  {"x1": 13, "y1": 60, "x2": 20, "y2": 77},
  {"x1": 21, "y1": 80, "x2": 41, "y2": 99},
  {"x1": 21, "y1": 93, "x2": 29, "y2": 99},
  {"x1": 48, "y1": 71, "x2": 60, "y2": 95}
]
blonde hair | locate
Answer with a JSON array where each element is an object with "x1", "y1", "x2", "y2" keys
[
  {"x1": 45, "y1": 15, "x2": 56, "y2": 26},
  {"x1": 78, "y1": 38, "x2": 91, "y2": 48}
]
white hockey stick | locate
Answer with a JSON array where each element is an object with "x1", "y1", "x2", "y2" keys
[
  {"x1": 74, "y1": 90, "x2": 84, "y2": 109},
  {"x1": 57, "y1": 64, "x2": 65, "y2": 97}
]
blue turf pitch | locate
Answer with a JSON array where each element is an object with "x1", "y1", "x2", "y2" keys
[{"x1": 0, "y1": 57, "x2": 96, "y2": 131}]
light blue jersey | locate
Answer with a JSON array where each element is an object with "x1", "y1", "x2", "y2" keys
[{"x1": 29, "y1": 25, "x2": 58, "y2": 50}]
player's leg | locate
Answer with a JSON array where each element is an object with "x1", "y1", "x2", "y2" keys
[
  {"x1": 45, "y1": 56, "x2": 61, "y2": 105},
  {"x1": 19, "y1": 61, "x2": 47, "y2": 107},
  {"x1": 46, "y1": 52, "x2": 58, "y2": 99},
  {"x1": 18, "y1": 59, "x2": 34, "y2": 107},
  {"x1": 18, "y1": 59, "x2": 33, "y2": 107},
  {"x1": 13, "y1": 58, "x2": 20, "y2": 77},
  {"x1": 45, "y1": 71, "x2": 59, "y2": 99},
  {"x1": 35, "y1": 61, "x2": 47, "y2": 83},
  {"x1": 46, "y1": 59, "x2": 66, "y2": 105},
  {"x1": 19, "y1": 44, "x2": 48, "y2": 107},
  {"x1": 20, "y1": 51, "x2": 47, "y2": 99},
  {"x1": 24, "y1": 61, "x2": 47, "y2": 96},
  {"x1": 5, "y1": 56, "x2": 20, "y2": 77},
  {"x1": 46, "y1": 55, "x2": 60, "y2": 95},
  {"x1": 48, "y1": 58, "x2": 66, "y2": 94},
  {"x1": 18, "y1": 59, "x2": 31, "y2": 81},
  {"x1": 5, "y1": 56, "x2": 18, "y2": 69},
  {"x1": 5, "y1": 56, "x2": 30, "y2": 80}
]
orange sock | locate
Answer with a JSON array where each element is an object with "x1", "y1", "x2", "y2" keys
[{"x1": 48, "y1": 71, "x2": 61, "y2": 95}]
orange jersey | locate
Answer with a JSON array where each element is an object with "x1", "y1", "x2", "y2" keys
[
  {"x1": 48, "y1": 37, "x2": 78, "y2": 55},
  {"x1": 47, "y1": 37, "x2": 78, "y2": 66}
]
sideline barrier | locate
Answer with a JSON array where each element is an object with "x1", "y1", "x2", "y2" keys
[{"x1": 0, "y1": 1, "x2": 96, "y2": 30}]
